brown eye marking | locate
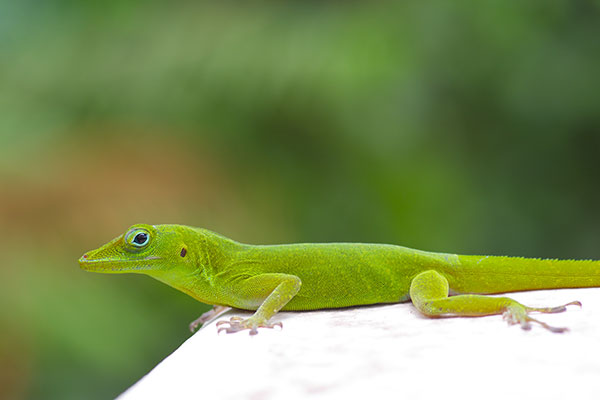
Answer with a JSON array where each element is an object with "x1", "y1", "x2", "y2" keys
[{"x1": 180, "y1": 248, "x2": 187, "y2": 257}]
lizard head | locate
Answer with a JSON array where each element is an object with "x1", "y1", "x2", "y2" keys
[{"x1": 79, "y1": 223, "x2": 189, "y2": 274}]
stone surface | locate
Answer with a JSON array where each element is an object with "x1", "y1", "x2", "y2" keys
[{"x1": 119, "y1": 288, "x2": 600, "y2": 400}]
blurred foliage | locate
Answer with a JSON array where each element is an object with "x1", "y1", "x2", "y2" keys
[{"x1": 1, "y1": 0, "x2": 600, "y2": 399}]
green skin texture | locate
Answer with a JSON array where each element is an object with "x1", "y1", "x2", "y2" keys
[{"x1": 79, "y1": 224, "x2": 599, "y2": 334}]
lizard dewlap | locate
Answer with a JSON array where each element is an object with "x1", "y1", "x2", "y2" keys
[{"x1": 80, "y1": 223, "x2": 600, "y2": 334}]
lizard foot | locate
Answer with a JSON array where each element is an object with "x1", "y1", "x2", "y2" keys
[
  {"x1": 189, "y1": 305, "x2": 231, "y2": 332},
  {"x1": 216, "y1": 316, "x2": 283, "y2": 336},
  {"x1": 503, "y1": 300, "x2": 581, "y2": 333}
]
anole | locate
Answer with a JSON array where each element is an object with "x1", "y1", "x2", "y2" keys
[{"x1": 79, "y1": 224, "x2": 599, "y2": 334}]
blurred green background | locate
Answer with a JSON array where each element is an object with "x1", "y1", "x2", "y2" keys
[{"x1": 1, "y1": 0, "x2": 600, "y2": 398}]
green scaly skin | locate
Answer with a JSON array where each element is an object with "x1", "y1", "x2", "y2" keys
[{"x1": 79, "y1": 224, "x2": 600, "y2": 334}]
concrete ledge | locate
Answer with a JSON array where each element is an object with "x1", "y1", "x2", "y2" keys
[{"x1": 119, "y1": 288, "x2": 600, "y2": 400}]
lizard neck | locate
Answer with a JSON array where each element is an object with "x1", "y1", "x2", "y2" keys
[{"x1": 147, "y1": 227, "x2": 247, "y2": 305}]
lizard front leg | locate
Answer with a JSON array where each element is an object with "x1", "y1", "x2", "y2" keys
[
  {"x1": 410, "y1": 270, "x2": 580, "y2": 333},
  {"x1": 216, "y1": 273, "x2": 302, "y2": 335}
]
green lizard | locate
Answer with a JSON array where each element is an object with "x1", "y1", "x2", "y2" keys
[{"x1": 79, "y1": 223, "x2": 598, "y2": 334}]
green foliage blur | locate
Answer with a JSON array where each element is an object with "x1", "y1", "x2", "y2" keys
[{"x1": 1, "y1": 1, "x2": 599, "y2": 398}]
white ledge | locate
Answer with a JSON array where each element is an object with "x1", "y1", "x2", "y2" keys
[{"x1": 119, "y1": 288, "x2": 600, "y2": 400}]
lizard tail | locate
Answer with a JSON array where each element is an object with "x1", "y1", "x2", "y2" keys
[{"x1": 450, "y1": 254, "x2": 600, "y2": 294}]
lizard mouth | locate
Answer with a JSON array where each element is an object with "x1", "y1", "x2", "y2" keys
[{"x1": 78, "y1": 255, "x2": 162, "y2": 272}]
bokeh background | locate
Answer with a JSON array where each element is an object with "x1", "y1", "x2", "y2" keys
[{"x1": 2, "y1": 1, "x2": 600, "y2": 399}]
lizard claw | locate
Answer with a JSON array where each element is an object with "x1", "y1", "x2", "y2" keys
[
  {"x1": 189, "y1": 320, "x2": 201, "y2": 333},
  {"x1": 526, "y1": 300, "x2": 582, "y2": 314},
  {"x1": 216, "y1": 317, "x2": 283, "y2": 335}
]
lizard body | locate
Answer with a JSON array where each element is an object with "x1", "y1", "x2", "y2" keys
[{"x1": 79, "y1": 224, "x2": 598, "y2": 334}]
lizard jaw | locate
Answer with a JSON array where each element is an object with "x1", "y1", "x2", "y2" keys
[{"x1": 78, "y1": 255, "x2": 162, "y2": 273}]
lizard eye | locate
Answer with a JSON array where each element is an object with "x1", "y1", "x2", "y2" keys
[
  {"x1": 127, "y1": 229, "x2": 151, "y2": 248},
  {"x1": 133, "y1": 232, "x2": 149, "y2": 246}
]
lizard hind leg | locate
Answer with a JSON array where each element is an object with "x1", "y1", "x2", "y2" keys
[{"x1": 409, "y1": 270, "x2": 580, "y2": 333}]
